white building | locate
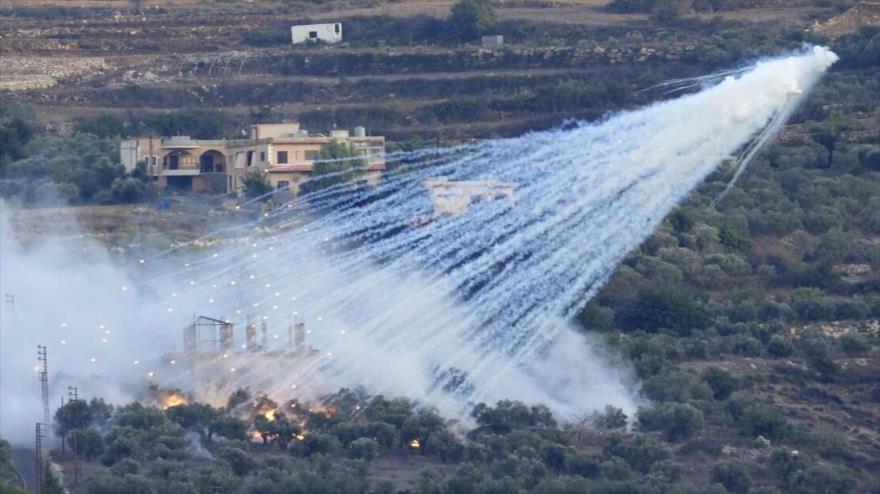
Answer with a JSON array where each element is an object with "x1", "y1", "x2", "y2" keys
[
  {"x1": 481, "y1": 35, "x2": 504, "y2": 47},
  {"x1": 291, "y1": 23, "x2": 343, "y2": 45},
  {"x1": 424, "y1": 177, "x2": 515, "y2": 216}
]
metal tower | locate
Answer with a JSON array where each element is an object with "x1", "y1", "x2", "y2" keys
[
  {"x1": 37, "y1": 345, "x2": 50, "y2": 428},
  {"x1": 68, "y1": 386, "x2": 81, "y2": 486},
  {"x1": 35, "y1": 422, "x2": 46, "y2": 492}
]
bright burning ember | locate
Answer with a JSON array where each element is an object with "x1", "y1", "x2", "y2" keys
[{"x1": 161, "y1": 392, "x2": 187, "y2": 410}]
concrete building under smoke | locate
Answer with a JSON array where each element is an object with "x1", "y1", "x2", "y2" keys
[{"x1": 425, "y1": 177, "x2": 515, "y2": 216}]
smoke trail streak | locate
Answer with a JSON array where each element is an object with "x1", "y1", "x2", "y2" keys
[{"x1": 1, "y1": 47, "x2": 837, "y2": 440}]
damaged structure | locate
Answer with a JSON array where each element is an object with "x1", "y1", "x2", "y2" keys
[{"x1": 425, "y1": 177, "x2": 516, "y2": 216}]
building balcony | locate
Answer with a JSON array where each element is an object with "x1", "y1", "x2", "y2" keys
[{"x1": 161, "y1": 168, "x2": 202, "y2": 176}]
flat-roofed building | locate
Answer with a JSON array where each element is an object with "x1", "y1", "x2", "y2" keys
[
  {"x1": 291, "y1": 23, "x2": 342, "y2": 44},
  {"x1": 227, "y1": 123, "x2": 385, "y2": 196},
  {"x1": 121, "y1": 123, "x2": 385, "y2": 197},
  {"x1": 425, "y1": 177, "x2": 515, "y2": 216},
  {"x1": 119, "y1": 136, "x2": 228, "y2": 193}
]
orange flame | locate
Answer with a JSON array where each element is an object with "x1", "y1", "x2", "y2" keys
[{"x1": 161, "y1": 392, "x2": 187, "y2": 410}]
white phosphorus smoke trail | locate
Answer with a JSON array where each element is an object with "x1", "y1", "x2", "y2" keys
[{"x1": 0, "y1": 46, "x2": 837, "y2": 439}]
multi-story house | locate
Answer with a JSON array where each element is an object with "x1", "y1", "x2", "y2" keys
[
  {"x1": 119, "y1": 122, "x2": 385, "y2": 197},
  {"x1": 226, "y1": 123, "x2": 386, "y2": 196}
]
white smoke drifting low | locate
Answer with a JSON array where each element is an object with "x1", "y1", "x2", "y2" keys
[{"x1": 0, "y1": 46, "x2": 836, "y2": 444}]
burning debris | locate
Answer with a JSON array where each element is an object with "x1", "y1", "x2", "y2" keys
[{"x1": 140, "y1": 385, "x2": 189, "y2": 410}]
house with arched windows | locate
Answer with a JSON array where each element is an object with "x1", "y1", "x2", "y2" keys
[
  {"x1": 119, "y1": 123, "x2": 385, "y2": 196},
  {"x1": 121, "y1": 136, "x2": 229, "y2": 193}
]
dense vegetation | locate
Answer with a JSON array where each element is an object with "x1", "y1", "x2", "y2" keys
[{"x1": 0, "y1": 1, "x2": 877, "y2": 492}]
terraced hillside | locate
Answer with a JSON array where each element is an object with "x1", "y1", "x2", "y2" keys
[{"x1": 0, "y1": 0, "x2": 845, "y2": 141}]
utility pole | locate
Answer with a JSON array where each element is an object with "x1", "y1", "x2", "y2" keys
[
  {"x1": 60, "y1": 395, "x2": 65, "y2": 455},
  {"x1": 37, "y1": 346, "x2": 50, "y2": 428},
  {"x1": 68, "y1": 386, "x2": 80, "y2": 486},
  {"x1": 35, "y1": 422, "x2": 45, "y2": 492}
]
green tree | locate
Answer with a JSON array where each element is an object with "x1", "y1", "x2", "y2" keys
[
  {"x1": 652, "y1": 0, "x2": 688, "y2": 24},
  {"x1": 68, "y1": 428, "x2": 105, "y2": 460},
  {"x1": 54, "y1": 399, "x2": 92, "y2": 438},
  {"x1": 0, "y1": 118, "x2": 34, "y2": 166},
  {"x1": 74, "y1": 114, "x2": 128, "y2": 138},
  {"x1": 703, "y1": 367, "x2": 740, "y2": 400},
  {"x1": 401, "y1": 409, "x2": 446, "y2": 451},
  {"x1": 616, "y1": 286, "x2": 712, "y2": 335},
  {"x1": 471, "y1": 401, "x2": 556, "y2": 434},
  {"x1": 448, "y1": 0, "x2": 496, "y2": 41},
  {"x1": 208, "y1": 414, "x2": 248, "y2": 441},
  {"x1": 591, "y1": 405, "x2": 628, "y2": 430},
  {"x1": 110, "y1": 177, "x2": 146, "y2": 203},
  {"x1": 165, "y1": 403, "x2": 217, "y2": 436},
  {"x1": 712, "y1": 462, "x2": 751, "y2": 494},
  {"x1": 349, "y1": 437, "x2": 379, "y2": 461},
  {"x1": 298, "y1": 140, "x2": 366, "y2": 197},
  {"x1": 638, "y1": 403, "x2": 704, "y2": 442},
  {"x1": 297, "y1": 432, "x2": 341, "y2": 457},
  {"x1": 240, "y1": 171, "x2": 272, "y2": 201}
]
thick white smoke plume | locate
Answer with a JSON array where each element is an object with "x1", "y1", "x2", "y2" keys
[{"x1": 0, "y1": 46, "x2": 837, "y2": 444}]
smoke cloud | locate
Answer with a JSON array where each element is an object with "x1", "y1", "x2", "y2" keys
[{"x1": 0, "y1": 46, "x2": 836, "y2": 445}]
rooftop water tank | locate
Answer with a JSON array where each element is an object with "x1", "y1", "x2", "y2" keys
[{"x1": 353, "y1": 126, "x2": 366, "y2": 137}]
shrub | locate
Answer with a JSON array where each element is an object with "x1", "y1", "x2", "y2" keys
[
  {"x1": 703, "y1": 367, "x2": 741, "y2": 400},
  {"x1": 110, "y1": 458, "x2": 139, "y2": 476},
  {"x1": 600, "y1": 457, "x2": 632, "y2": 481},
  {"x1": 591, "y1": 405, "x2": 628, "y2": 430},
  {"x1": 712, "y1": 462, "x2": 751, "y2": 494},
  {"x1": 638, "y1": 403, "x2": 704, "y2": 442},
  {"x1": 240, "y1": 171, "x2": 272, "y2": 201},
  {"x1": 448, "y1": 0, "x2": 496, "y2": 41},
  {"x1": 110, "y1": 177, "x2": 147, "y2": 203},
  {"x1": 738, "y1": 405, "x2": 791, "y2": 442},
  {"x1": 767, "y1": 335, "x2": 795, "y2": 357},
  {"x1": 401, "y1": 409, "x2": 446, "y2": 448},
  {"x1": 217, "y1": 446, "x2": 256, "y2": 476},
  {"x1": 75, "y1": 114, "x2": 128, "y2": 138},
  {"x1": 616, "y1": 286, "x2": 712, "y2": 335},
  {"x1": 471, "y1": 401, "x2": 556, "y2": 434},
  {"x1": 424, "y1": 430, "x2": 465, "y2": 462},
  {"x1": 68, "y1": 428, "x2": 105, "y2": 460},
  {"x1": 349, "y1": 437, "x2": 379, "y2": 461},
  {"x1": 297, "y1": 432, "x2": 341, "y2": 457},
  {"x1": 603, "y1": 434, "x2": 668, "y2": 473},
  {"x1": 565, "y1": 454, "x2": 600, "y2": 478},
  {"x1": 641, "y1": 371, "x2": 713, "y2": 402},
  {"x1": 839, "y1": 332, "x2": 870, "y2": 356},
  {"x1": 100, "y1": 436, "x2": 138, "y2": 466},
  {"x1": 576, "y1": 302, "x2": 615, "y2": 332}
]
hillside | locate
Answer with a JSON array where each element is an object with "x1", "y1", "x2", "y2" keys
[
  {"x1": 0, "y1": 1, "x2": 878, "y2": 494},
  {"x1": 0, "y1": 0, "x2": 848, "y2": 141}
]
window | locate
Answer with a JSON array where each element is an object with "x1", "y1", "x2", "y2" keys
[
  {"x1": 246, "y1": 151, "x2": 253, "y2": 167},
  {"x1": 334, "y1": 24, "x2": 340, "y2": 34},
  {"x1": 260, "y1": 152, "x2": 266, "y2": 162},
  {"x1": 277, "y1": 151, "x2": 288, "y2": 164},
  {"x1": 277, "y1": 181, "x2": 290, "y2": 191},
  {"x1": 309, "y1": 31, "x2": 318, "y2": 39},
  {"x1": 305, "y1": 150, "x2": 320, "y2": 160}
]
